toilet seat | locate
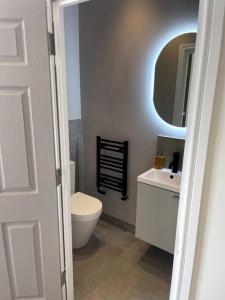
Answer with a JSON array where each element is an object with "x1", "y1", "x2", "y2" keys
[{"x1": 71, "y1": 192, "x2": 102, "y2": 221}]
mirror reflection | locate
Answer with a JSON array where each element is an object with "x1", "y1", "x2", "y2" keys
[{"x1": 153, "y1": 33, "x2": 196, "y2": 127}]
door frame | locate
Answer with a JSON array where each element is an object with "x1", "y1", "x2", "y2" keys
[
  {"x1": 46, "y1": 1, "x2": 68, "y2": 299},
  {"x1": 50, "y1": 1, "x2": 90, "y2": 299},
  {"x1": 170, "y1": 0, "x2": 225, "y2": 298},
  {"x1": 50, "y1": 0, "x2": 224, "y2": 299}
]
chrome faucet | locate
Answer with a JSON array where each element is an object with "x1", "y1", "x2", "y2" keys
[{"x1": 169, "y1": 152, "x2": 180, "y2": 173}]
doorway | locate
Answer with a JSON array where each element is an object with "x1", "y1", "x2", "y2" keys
[{"x1": 51, "y1": 0, "x2": 218, "y2": 300}]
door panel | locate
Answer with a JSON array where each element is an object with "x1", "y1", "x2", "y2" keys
[
  {"x1": 0, "y1": 18, "x2": 27, "y2": 64},
  {"x1": 2, "y1": 222, "x2": 44, "y2": 298},
  {"x1": 0, "y1": 1, "x2": 62, "y2": 299},
  {"x1": 0, "y1": 88, "x2": 36, "y2": 193}
]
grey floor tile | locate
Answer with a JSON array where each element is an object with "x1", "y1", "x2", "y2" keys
[{"x1": 73, "y1": 219, "x2": 172, "y2": 300}]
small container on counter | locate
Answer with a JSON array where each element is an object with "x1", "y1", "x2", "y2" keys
[{"x1": 154, "y1": 153, "x2": 165, "y2": 170}]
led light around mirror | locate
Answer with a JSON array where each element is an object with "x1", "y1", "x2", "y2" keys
[{"x1": 153, "y1": 33, "x2": 196, "y2": 128}]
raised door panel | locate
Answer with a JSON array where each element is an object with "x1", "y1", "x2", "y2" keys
[
  {"x1": 2, "y1": 222, "x2": 44, "y2": 299},
  {"x1": 0, "y1": 88, "x2": 36, "y2": 193},
  {"x1": 0, "y1": 19, "x2": 27, "y2": 64}
]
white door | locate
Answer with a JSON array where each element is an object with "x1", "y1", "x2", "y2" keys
[{"x1": 0, "y1": 1, "x2": 63, "y2": 299}]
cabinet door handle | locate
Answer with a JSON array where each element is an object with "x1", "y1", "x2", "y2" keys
[{"x1": 173, "y1": 195, "x2": 179, "y2": 200}]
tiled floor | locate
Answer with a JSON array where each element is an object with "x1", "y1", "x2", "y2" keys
[{"x1": 73, "y1": 219, "x2": 173, "y2": 300}]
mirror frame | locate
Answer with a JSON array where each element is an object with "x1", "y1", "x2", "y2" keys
[{"x1": 149, "y1": 30, "x2": 197, "y2": 136}]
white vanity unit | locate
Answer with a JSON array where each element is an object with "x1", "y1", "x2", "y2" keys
[{"x1": 135, "y1": 168, "x2": 181, "y2": 254}]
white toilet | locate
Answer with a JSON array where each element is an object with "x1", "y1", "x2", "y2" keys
[{"x1": 70, "y1": 161, "x2": 102, "y2": 249}]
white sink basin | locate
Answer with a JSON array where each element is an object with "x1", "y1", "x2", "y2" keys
[{"x1": 137, "y1": 168, "x2": 181, "y2": 193}]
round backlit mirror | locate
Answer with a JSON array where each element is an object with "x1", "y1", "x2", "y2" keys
[{"x1": 153, "y1": 33, "x2": 196, "y2": 127}]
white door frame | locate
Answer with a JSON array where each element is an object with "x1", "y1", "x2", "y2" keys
[
  {"x1": 50, "y1": 1, "x2": 90, "y2": 300},
  {"x1": 50, "y1": 0, "x2": 224, "y2": 299},
  {"x1": 170, "y1": 0, "x2": 225, "y2": 298},
  {"x1": 46, "y1": 1, "x2": 68, "y2": 299}
]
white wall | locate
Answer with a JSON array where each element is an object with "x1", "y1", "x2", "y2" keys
[
  {"x1": 189, "y1": 23, "x2": 225, "y2": 299},
  {"x1": 64, "y1": 5, "x2": 81, "y2": 120}
]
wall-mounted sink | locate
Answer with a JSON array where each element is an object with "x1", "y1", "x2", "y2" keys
[
  {"x1": 136, "y1": 168, "x2": 181, "y2": 253},
  {"x1": 137, "y1": 168, "x2": 181, "y2": 193}
]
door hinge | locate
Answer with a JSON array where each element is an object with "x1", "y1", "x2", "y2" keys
[
  {"x1": 48, "y1": 32, "x2": 55, "y2": 56},
  {"x1": 61, "y1": 270, "x2": 66, "y2": 286},
  {"x1": 56, "y1": 169, "x2": 62, "y2": 186}
]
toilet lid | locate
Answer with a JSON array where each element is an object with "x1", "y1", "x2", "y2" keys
[{"x1": 71, "y1": 192, "x2": 102, "y2": 219}]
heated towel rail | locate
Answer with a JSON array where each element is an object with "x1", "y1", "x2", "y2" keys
[{"x1": 96, "y1": 136, "x2": 128, "y2": 200}]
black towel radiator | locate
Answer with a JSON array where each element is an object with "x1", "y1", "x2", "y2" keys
[{"x1": 96, "y1": 136, "x2": 128, "y2": 200}]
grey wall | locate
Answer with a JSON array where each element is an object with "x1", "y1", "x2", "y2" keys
[
  {"x1": 68, "y1": 120, "x2": 84, "y2": 192},
  {"x1": 79, "y1": 0, "x2": 199, "y2": 225},
  {"x1": 64, "y1": 5, "x2": 81, "y2": 120},
  {"x1": 64, "y1": 5, "x2": 85, "y2": 190}
]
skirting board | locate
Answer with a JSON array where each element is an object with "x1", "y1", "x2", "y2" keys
[{"x1": 101, "y1": 213, "x2": 135, "y2": 234}]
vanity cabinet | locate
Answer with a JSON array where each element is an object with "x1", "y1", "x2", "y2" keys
[{"x1": 135, "y1": 182, "x2": 179, "y2": 254}]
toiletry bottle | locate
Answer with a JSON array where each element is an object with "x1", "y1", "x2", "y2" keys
[{"x1": 154, "y1": 153, "x2": 165, "y2": 169}]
